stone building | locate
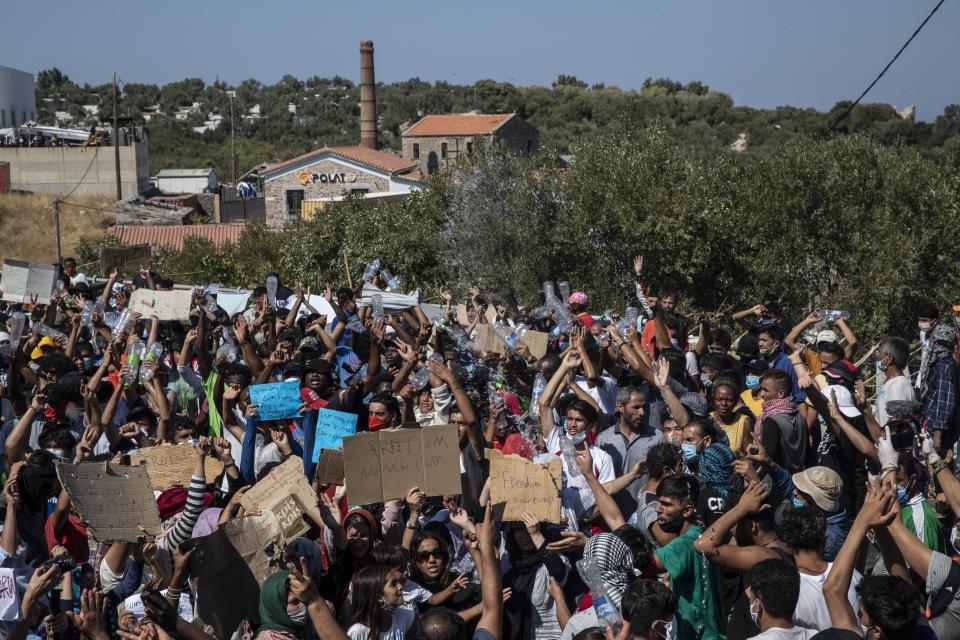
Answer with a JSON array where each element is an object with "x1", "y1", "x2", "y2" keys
[
  {"x1": 260, "y1": 146, "x2": 421, "y2": 226},
  {"x1": 401, "y1": 113, "x2": 538, "y2": 175}
]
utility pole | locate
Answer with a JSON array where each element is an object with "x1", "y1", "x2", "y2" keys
[
  {"x1": 228, "y1": 90, "x2": 237, "y2": 185},
  {"x1": 54, "y1": 199, "x2": 62, "y2": 264},
  {"x1": 113, "y1": 72, "x2": 122, "y2": 201}
]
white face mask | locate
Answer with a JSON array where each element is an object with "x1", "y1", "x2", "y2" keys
[
  {"x1": 749, "y1": 599, "x2": 760, "y2": 626},
  {"x1": 919, "y1": 321, "x2": 932, "y2": 333},
  {"x1": 288, "y1": 605, "x2": 307, "y2": 625}
]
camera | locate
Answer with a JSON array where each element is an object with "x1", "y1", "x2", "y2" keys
[{"x1": 39, "y1": 554, "x2": 76, "y2": 574}]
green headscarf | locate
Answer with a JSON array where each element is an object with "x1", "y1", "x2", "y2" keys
[{"x1": 258, "y1": 571, "x2": 303, "y2": 636}]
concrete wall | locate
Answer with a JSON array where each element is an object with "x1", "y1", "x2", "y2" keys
[
  {"x1": 157, "y1": 175, "x2": 214, "y2": 194},
  {"x1": 0, "y1": 142, "x2": 149, "y2": 197},
  {"x1": 0, "y1": 66, "x2": 36, "y2": 128}
]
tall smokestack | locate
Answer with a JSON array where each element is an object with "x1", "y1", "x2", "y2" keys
[{"x1": 359, "y1": 40, "x2": 378, "y2": 150}]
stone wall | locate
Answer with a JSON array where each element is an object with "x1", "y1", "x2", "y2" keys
[{"x1": 402, "y1": 117, "x2": 539, "y2": 176}]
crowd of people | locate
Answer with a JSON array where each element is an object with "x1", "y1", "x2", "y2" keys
[{"x1": 1, "y1": 253, "x2": 959, "y2": 640}]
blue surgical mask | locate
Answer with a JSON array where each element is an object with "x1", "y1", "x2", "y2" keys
[
  {"x1": 896, "y1": 484, "x2": 909, "y2": 505},
  {"x1": 791, "y1": 497, "x2": 806, "y2": 509},
  {"x1": 700, "y1": 373, "x2": 714, "y2": 389},
  {"x1": 745, "y1": 375, "x2": 760, "y2": 390},
  {"x1": 680, "y1": 443, "x2": 699, "y2": 462},
  {"x1": 569, "y1": 431, "x2": 587, "y2": 446}
]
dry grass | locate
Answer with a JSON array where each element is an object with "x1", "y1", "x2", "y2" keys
[{"x1": 0, "y1": 192, "x2": 116, "y2": 265}]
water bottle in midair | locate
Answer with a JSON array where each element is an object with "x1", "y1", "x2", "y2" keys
[
  {"x1": 818, "y1": 309, "x2": 853, "y2": 322},
  {"x1": 7, "y1": 311, "x2": 26, "y2": 348},
  {"x1": 123, "y1": 341, "x2": 146, "y2": 388},
  {"x1": 372, "y1": 294, "x2": 384, "y2": 322},
  {"x1": 111, "y1": 308, "x2": 132, "y2": 337},
  {"x1": 139, "y1": 342, "x2": 165, "y2": 383},
  {"x1": 617, "y1": 306, "x2": 639, "y2": 336},
  {"x1": 558, "y1": 281, "x2": 571, "y2": 303},
  {"x1": 265, "y1": 275, "x2": 279, "y2": 308},
  {"x1": 530, "y1": 372, "x2": 546, "y2": 418},
  {"x1": 576, "y1": 557, "x2": 624, "y2": 633},
  {"x1": 34, "y1": 323, "x2": 67, "y2": 342},
  {"x1": 363, "y1": 257, "x2": 382, "y2": 282},
  {"x1": 558, "y1": 429, "x2": 582, "y2": 478}
]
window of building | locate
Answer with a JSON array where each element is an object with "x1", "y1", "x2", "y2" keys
[
  {"x1": 285, "y1": 189, "x2": 305, "y2": 218},
  {"x1": 466, "y1": 142, "x2": 473, "y2": 154},
  {"x1": 441, "y1": 142, "x2": 448, "y2": 159},
  {"x1": 412, "y1": 143, "x2": 420, "y2": 159},
  {"x1": 351, "y1": 188, "x2": 369, "y2": 194}
]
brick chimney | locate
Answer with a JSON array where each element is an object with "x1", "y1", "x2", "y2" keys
[{"x1": 359, "y1": 40, "x2": 377, "y2": 150}]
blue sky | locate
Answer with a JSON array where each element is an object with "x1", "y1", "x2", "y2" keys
[{"x1": 2, "y1": 0, "x2": 956, "y2": 120}]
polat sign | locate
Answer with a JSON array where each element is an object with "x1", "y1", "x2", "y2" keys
[{"x1": 298, "y1": 170, "x2": 358, "y2": 186}]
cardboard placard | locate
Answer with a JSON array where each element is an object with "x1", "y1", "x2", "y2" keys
[
  {"x1": 216, "y1": 290, "x2": 252, "y2": 318},
  {"x1": 100, "y1": 245, "x2": 151, "y2": 276},
  {"x1": 315, "y1": 449, "x2": 345, "y2": 485},
  {"x1": 189, "y1": 515, "x2": 276, "y2": 640},
  {"x1": 455, "y1": 303, "x2": 498, "y2": 326},
  {"x1": 487, "y1": 449, "x2": 562, "y2": 523},
  {"x1": 124, "y1": 591, "x2": 194, "y2": 623},
  {"x1": 0, "y1": 568, "x2": 20, "y2": 622},
  {"x1": 130, "y1": 444, "x2": 225, "y2": 490},
  {"x1": 474, "y1": 324, "x2": 549, "y2": 359},
  {"x1": 239, "y1": 457, "x2": 317, "y2": 542},
  {"x1": 128, "y1": 288, "x2": 193, "y2": 321},
  {"x1": 0, "y1": 259, "x2": 59, "y2": 304},
  {"x1": 342, "y1": 425, "x2": 462, "y2": 506},
  {"x1": 56, "y1": 462, "x2": 162, "y2": 542},
  {"x1": 311, "y1": 408, "x2": 358, "y2": 461},
  {"x1": 249, "y1": 381, "x2": 302, "y2": 421}
]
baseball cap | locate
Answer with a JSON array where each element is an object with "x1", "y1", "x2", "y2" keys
[
  {"x1": 823, "y1": 384, "x2": 861, "y2": 418},
  {"x1": 304, "y1": 358, "x2": 333, "y2": 375},
  {"x1": 815, "y1": 329, "x2": 838, "y2": 345},
  {"x1": 300, "y1": 387, "x2": 329, "y2": 411},
  {"x1": 823, "y1": 361, "x2": 858, "y2": 385},
  {"x1": 792, "y1": 466, "x2": 842, "y2": 512}
]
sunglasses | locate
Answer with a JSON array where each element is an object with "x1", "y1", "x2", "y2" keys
[{"x1": 415, "y1": 550, "x2": 445, "y2": 562}]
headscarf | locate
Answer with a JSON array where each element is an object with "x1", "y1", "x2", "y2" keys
[
  {"x1": 258, "y1": 571, "x2": 302, "y2": 636},
  {"x1": 191, "y1": 507, "x2": 223, "y2": 538},
  {"x1": 753, "y1": 396, "x2": 797, "y2": 438},
  {"x1": 583, "y1": 533, "x2": 634, "y2": 607},
  {"x1": 921, "y1": 323, "x2": 957, "y2": 394},
  {"x1": 699, "y1": 444, "x2": 736, "y2": 498}
]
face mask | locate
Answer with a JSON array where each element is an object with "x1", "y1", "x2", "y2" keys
[
  {"x1": 660, "y1": 515, "x2": 685, "y2": 534},
  {"x1": 745, "y1": 375, "x2": 760, "y2": 390},
  {"x1": 896, "y1": 484, "x2": 909, "y2": 505},
  {"x1": 379, "y1": 598, "x2": 398, "y2": 614},
  {"x1": 749, "y1": 599, "x2": 760, "y2": 625},
  {"x1": 368, "y1": 414, "x2": 385, "y2": 432},
  {"x1": 681, "y1": 442, "x2": 700, "y2": 462},
  {"x1": 287, "y1": 605, "x2": 307, "y2": 625},
  {"x1": 655, "y1": 619, "x2": 676, "y2": 640},
  {"x1": 791, "y1": 497, "x2": 806, "y2": 509},
  {"x1": 762, "y1": 343, "x2": 779, "y2": 357},
  {"x1": 919, "y1": 321, "x2": 932, "y2": 333},
  {"x1": 569, "y1": 430, "x2": 587, "y2": 446},
  {"x1": 82, "y1": 357, "x2": 94, "y2": 371},
  {"x1": 45, "y1": 448, "x2": 67, "y2": 460},
  {"x1": 875, "y1": 355, "x2": 889, "y2": 373},
  {"x1": 699, "y1": 373, "x2": 714, "y2": 389}
]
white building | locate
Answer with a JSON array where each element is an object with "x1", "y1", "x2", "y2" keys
[
  {"x1": 0, "y1": 65, "x2": 37, "y2": 128},
  {"x1": 156, "y1": 168, "x2": 217, "y2": 194}
]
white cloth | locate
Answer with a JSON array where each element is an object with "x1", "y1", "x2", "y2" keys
[
  {"x1": 749, "y1": 626, "x2": 818, "y2": 640},
  {"x1": 216, "y1": 291, "x2": 252, "y2": 318},
  {"x1": 537, "y1": 429, "x2": 615, "y2": 520},
  {"x1": 877, "y1": 375, "x2": 916, "y2": 426},
  {"x1": 358, "y1": 283, "x2": 420, "y2": 314},
  {"x1": 346, "y1": 607, "x2": 415, "y2": 640},
  {"x1": 574, "y1": 375, "x2": 618, "y2": 416},
  {"x1": 794, "y1": 564, "x2": 862, "y2": 631}
]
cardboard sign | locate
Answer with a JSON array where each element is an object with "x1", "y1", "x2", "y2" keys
[
  {"x1": 474, "y1": 324, "x2": 549, "y2": 359},
  {"x1": 131, "y1": 444, "x2": 225, "y2": 490},
  {"x1": 315, "y1": 449, "x2": 345, "y2": 485},
  {"x1": 128, "y1": 288, "x2": 193, "y2": 321},
  {"x1": 216, "y1": 290, "x2": 252, "y2": 318},
  {"x1": 0, "y1": 259, "x2": 59, "y2": 304},
  {"x1": 311, "y1": 408, "x2": 358, "y2": 461},
  {"x1": 100, "y1": 245, "x2": 151, "y2": 276},
  {"x1": 0, "y1": 568, "x2": 20, "y2": 622},
  {"x1": 249, "y1": 381, "x2": 302, "y2": 421},
  {"x1": 239, "y1": 457, "x2": 317, "y2": 542},
  {"x1": 487, "y1": 449, "x2": 562, "y2": 523},
  {"x1": 124, "y1": 591, "x2": 194, "y2": 622},
  {"x1": 184, "y1": 513, "x2": 285, "y2": 637},
  {"x1": 56, "y1": 462, "x2": 162, "y2": 542},
  {"x1": 455, "y1": 303, "x2": 498, "y2": 326},
  {"x1": 342, "y1": 425, "x2": 462, "y2": 506}
]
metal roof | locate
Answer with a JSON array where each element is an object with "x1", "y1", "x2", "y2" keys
[{"x1": 156, "y1": 169, "x2": 216, "y2": 178}]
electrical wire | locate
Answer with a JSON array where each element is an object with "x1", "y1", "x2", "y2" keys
[
  {"x1": 59, "y1": 145, "x2": 101, "y2": 201},
  {"x1": 831, "y1": 0, "x2": 947, "y2": 129}
]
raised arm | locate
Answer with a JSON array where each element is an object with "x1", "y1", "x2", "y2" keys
[
  {"x1": 576, "y1": 448, "x2": 627, "y2": 530},
  {"x1": 538, "y1": 350, "x2": 580, "y2": 439},
  {"x1": 784, "y1": 312, "x2": 820, "y2": 353},
  {"x1": 654, "y1": 357, "x2": 690, "y2": 428},
  {"x1": 475, "y1": 504, "x2": 503, "y2": 640},
  {"x1": 695, "y1": 482, "x2": 782, "y2": 571},
  {"x1": 835, "y1": 317, "x2": 858, "y2": 360}
]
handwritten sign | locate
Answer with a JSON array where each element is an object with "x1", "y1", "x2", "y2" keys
[
  {"x1": 56, "y1": 462, "x2": 162, "y2": 542},
  {"x1": 131, "y1": 443, "x2": 225, "y2": 490},
  {"x1": 487, "y1": 449, "x2": 562, "y2": 523},
  {"x1": 249, "y1": 381, "x2": 302, "y2": 421},
  {"x1": 474, "y1": 324, "x2": 549, "y2": 359},
  {"x1": 0, "y1": 568, "x2": 20, "y2": 621},
  {"x1": 239, "y1": 457, "x2": 316, "y2": 542},
  {"x1": 124, "y1": 590, "x2": 194, "y2": 622},
  {"x1": 221, "y1": 511, "x2": 283, "y2": 585},
  {"x1": 100, "y1": 244, "x2": 150, "y2": 276},
  {"x1": 0, "y1": 259, "x2": 59, "y2": 304},
  {"x1": 311, "y1": 408, "x2": 358, "y2": 461},
  {"x1": 342, "y1": 425, "x2": 462, "y2": 506},
  {"x1": 128, "y1": 288, "x2": 193, "y2": 321},
  {"x1": 315, "y1": 449, "x2": 344, "y2": 485}
]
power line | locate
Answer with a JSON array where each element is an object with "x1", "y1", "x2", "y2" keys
[
  {"x1": 831, "y1": 0, "x2": 947, "y2": 129},
  {"x1": 59, "y1": 145, "x2": 101, "y2": 201}
]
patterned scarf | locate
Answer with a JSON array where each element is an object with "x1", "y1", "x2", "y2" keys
[
  {"x1": 753, "y1": 396, "x2": 797, "y2": 438},
  {"x1": 583, "y1": 533, "x2": 635, "y2": 607}
]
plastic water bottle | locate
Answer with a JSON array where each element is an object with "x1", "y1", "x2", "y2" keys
[
  {"x1": 558, "y1": 281, "x2": 571, "y2": 303},
  {"x1": 577, "y1": 557, "x2": 624, "y2": 633},
  {"x1": 363, "y1": 257, "x2": 381, "y2": 282},
  {"x1": 411, "y1": 363, "x2": 432, "y2": 390},
  {"x1": 265, "y1": 275, "x2": 279, "y2": 308},
  {"x1": 617, "y1": 306, "x2": 639, "y2": 336},
  {"x1": 495, "y1": 323, "x2": 528, "y2": 353},
  {"x1": 139, "y1": 342, "x2": 165, "y2": 382},
  {"x1": 819, "y1": 309, "x2": 853, "y2": 322},
  {"x1": 204, "y1": 294, "x2": 218, "y2": 315},
  {"x1": 558, "y1": 429, "x2": 582, "y2": 477},
  {"x1": 381, "y1": 269, "x2": 401, "y2": 292},
  {"x1": 530, "y1": 373, "x2": 546, "y2": 418},
  {"x1": 216, "y1": 343, "x2": 238, "y2": 364},
  {"x1": 346, "y1": 314, "x2": 367, "y2": 334},
  {"x1": 7, "y1": 311, "x2": 25, "y2": 347},
  {"x1": 372, "y1": 294, "x2": 384, "y2": 322},
  {"x1": 34, "y1": 323, "x2": 67, "y2": 342},
  {"x1": 532, "y1": 305, "x2": 550, "y2": 320},
  {"x1": 123, "y1": 341, "x2": 146, "y2": 388},
  {"x1": 111, "y1": 308, "x2": 132, "y2": 337}
]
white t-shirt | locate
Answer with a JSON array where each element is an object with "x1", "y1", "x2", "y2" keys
[
  {"x1": 575, "y1": 375, "x2": 618, "y2": 417},
  {"x1": 877, "y1": 375, "x2": 916, "y2": 426},
  {"x1": 403, "y1": 579, "x2": 433, "y2": 606},
  {"x1": 749, "y1": 626, "x2": 818, "y2": 640},
  {"x1": 346, "y1": 607, "x2": 415, "y2": 640},
  {"x1": 537, "y1": 429, "x2": 615, "y2": 519},
  {"x1": 794, "y1": 564, "x2": 862, "y2": 631}
]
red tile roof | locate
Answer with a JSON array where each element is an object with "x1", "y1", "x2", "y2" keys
[
  {"x1": 402, "y1": 113, "x2": 514, "y2": 137},
  {"x1": 261, "y1": 146, "x2": 418, "y2": 177},
  {"x1": 108, "y1": 224, "x2": 249, "y2": 252}
]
